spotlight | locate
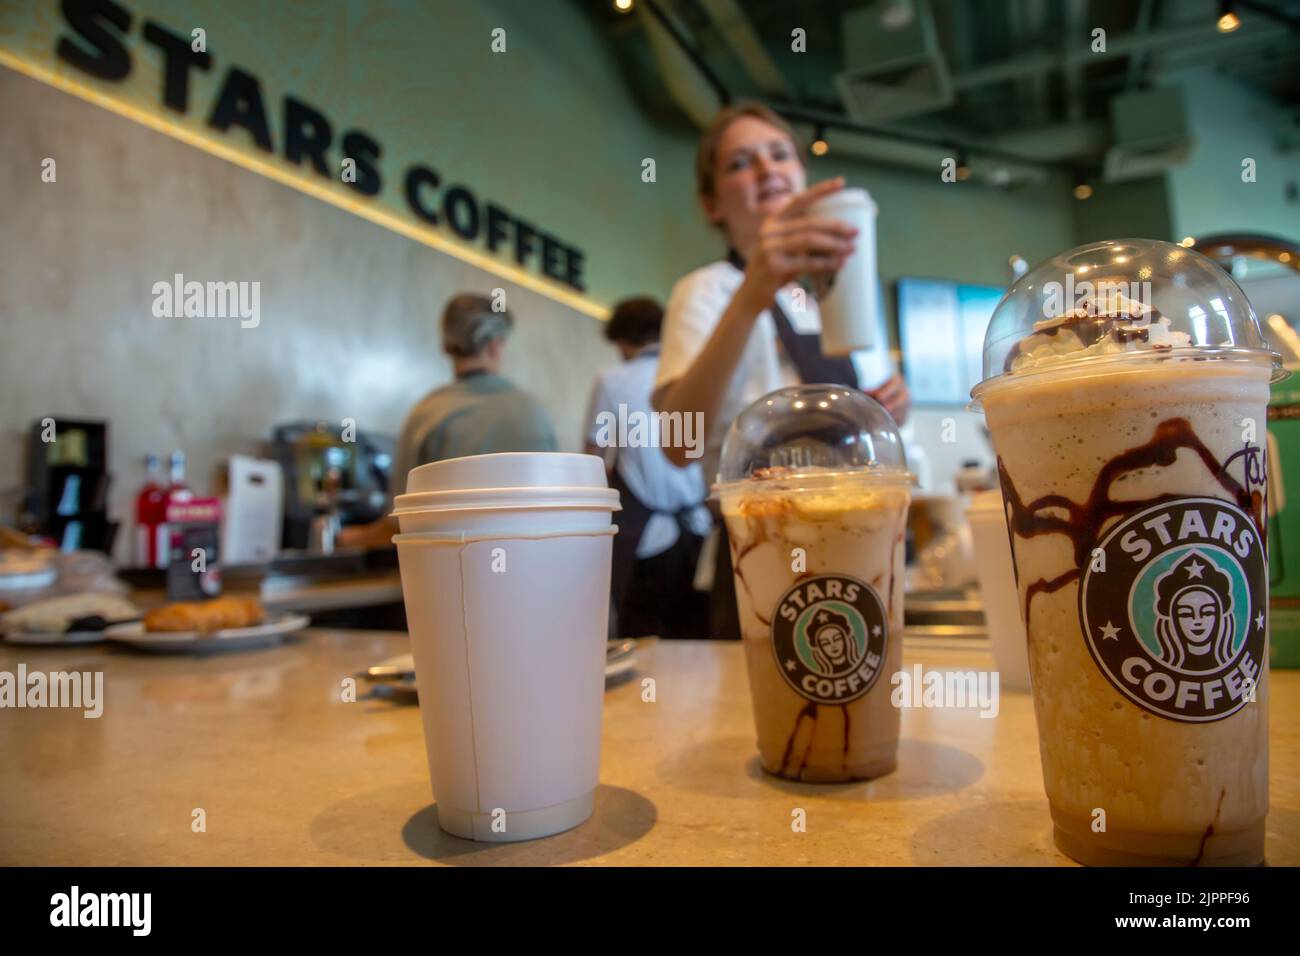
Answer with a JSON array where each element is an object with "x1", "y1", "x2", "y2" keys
[
  {"x1": 811, "y1": 125, "x2": 829, "y2": 156},
  {"x1": 614, "y1": 0, "x2": 634, "y2": 13},
  {"x1": 1217, "y1": 1, "x2": 1241, "y2": 32}
]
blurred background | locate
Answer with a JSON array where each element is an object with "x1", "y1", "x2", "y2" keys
[{"x1": 0, "y1": 0, "x2": 1296, "y2": 632}]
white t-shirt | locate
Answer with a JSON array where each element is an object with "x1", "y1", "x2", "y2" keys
[
  {"x1": 655, "y1": 259, "x2": 894, "y2": 483},
  {"x1": 585, "y1": 347, "x2": 712, "y2": 559}
]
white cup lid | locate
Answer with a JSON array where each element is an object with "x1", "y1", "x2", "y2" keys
[
  {"x1": 404, "y1": 452, "x2": 608, "y2": 494},
  {"x1": 394, "y1": 452, "x2": 618, "y2": 516}
]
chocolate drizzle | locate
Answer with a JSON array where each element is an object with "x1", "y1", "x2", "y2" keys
[
  {"x1": 1191, "y1": 787, "x2": 1227, "y2": 866},
  {"x1": 779, "y1": 701, "x2": 818, "y2": 777},
  {"x1": 999, "y1": 417, "x2": 1265, "y2": 624},
  {"x1": 731, "y1": 536, "x2": 772, "y2": 628}
]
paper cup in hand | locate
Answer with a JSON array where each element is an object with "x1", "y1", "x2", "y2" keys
[
  {"x1": 806, "y1": 187, "x2": 879, "y2": 356},
  {"x1": 392, "y1": 453, "x2": 619, "y2": 842}
]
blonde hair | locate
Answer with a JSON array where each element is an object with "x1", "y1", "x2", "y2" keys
[{"x1": 694, "y1": 101, "x2": 803, "y2": 202}]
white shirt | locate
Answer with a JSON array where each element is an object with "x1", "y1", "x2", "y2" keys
[
  {"x1": 655, "y1": 259, "x2": 895, "y2": 483},
  {"x1": 586, "y1": 346, "x2": 713, "y2": 559}
]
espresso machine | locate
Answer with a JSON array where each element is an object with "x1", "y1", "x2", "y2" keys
[{"x1": 269, "y1": 421, "x2": 394, "y2": 551}]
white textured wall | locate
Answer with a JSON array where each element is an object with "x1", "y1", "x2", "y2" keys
[{"x1": 0, "y1": 69, "x2": 618, "y2": 559}]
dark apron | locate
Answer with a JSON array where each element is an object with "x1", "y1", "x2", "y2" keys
[
  {"x1": 710, "y1": 251, "x2": 860, "y2": 641},
  {"x1": 608, "y1": 465, "x2": 699, "y2": 637}
]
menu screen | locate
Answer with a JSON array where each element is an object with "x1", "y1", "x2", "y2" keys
[{"x1": 898, "y1": 278, "x2": 1003, "y2": 405}]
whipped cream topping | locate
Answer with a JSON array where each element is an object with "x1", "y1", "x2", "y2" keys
[{"x1": 1005, "y1": 292, "x2": 1192, "y2": 373}]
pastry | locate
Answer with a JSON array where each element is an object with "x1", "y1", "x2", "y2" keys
[{"x1": 143, "y1": 596, "x2": 266, "y2": 633}]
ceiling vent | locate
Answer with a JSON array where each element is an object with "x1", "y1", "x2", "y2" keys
[
  {"x1": 1103, "y1": 88, "x2": 1195, "y2": 182},
  {"x1": 835, "y1": 0, "x2": 953, "y2": 124}
]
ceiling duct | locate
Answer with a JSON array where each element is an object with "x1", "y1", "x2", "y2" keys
[
  {"x1": 1103, "y1": 87, "x2": 1195, "y2": 183},
  {"x1": 835, "y1": 0, "x2": 954, "y2": 124}
]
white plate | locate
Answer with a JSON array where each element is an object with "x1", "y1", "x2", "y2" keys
[
  {"x1": 2, "y1": 628, "x2": 116, "y2": 646},
  {"x1": 104, "y1": 613, "x2": 311, "y2": 653}
]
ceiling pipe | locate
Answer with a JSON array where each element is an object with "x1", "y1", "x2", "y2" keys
[
  {"x1": 636, "y1": 0, "x2": 728, "y2": 126},
  {"x1": 696, "y1": 0, "x2": 791, "y2": 98},
  {"x1": 950, "y1": 18, "x2": 1291, "y2": 90},
  {"x1": 636, "y1": 0, "x2": 1065, "y2": 181}
]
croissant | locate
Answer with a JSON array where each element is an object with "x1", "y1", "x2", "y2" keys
[{"x1": 144, "y1": 596, "x2": 266, "y2": 633}]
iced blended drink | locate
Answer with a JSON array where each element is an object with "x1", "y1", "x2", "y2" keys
[
  {"x1": 715, "y1": 385, "x2": 911, "y2": 781},
  {"x1": 972, "y1": 239, "x2": 1282, "y2": 865}
]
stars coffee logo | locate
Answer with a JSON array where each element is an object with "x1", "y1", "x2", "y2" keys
[
  {"x1": 771, "y1": 574, "x2": 887, "y2": 705},
  {"x1": 1080, "y1": 497, "x2": 1267, "y2": 722}
]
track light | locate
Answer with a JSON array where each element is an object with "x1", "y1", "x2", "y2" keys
[
  {"x1": 614, "y1": 0, "x2": 634, "y2": 13},
  {"x1": 810, "y1": 125, "x2": 829, "y2": 156},
  {"x1": 1217, "y1": 1, "x2": 1241, "y2": 32}
]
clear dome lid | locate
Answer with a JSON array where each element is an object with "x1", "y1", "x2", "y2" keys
[
  {"x1": 971, "y1": 238, "x2": 1285, "y2": 405},
  {"x1": 713, "y1": 384, "x2": 910, "y2": 492}
]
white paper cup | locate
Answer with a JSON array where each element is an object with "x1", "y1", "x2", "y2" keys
[
  {"x1": 392, "y1": 453, "x2": 619, "y2": 842},
  {"x1": 806, "y1": 187, "x2": 879, "y2": 356},
  {"x1": 965, "y1": 490, "x2": 1031, "y2": 691}
]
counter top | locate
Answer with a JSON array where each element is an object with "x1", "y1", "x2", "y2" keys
[{"x1": 1, "y1": 632, "x2": 1296, "y2": 866}]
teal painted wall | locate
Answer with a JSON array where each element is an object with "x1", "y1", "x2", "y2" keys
[{"x1": 1165, "y1": 69, "x2": 1300, "y2": 242}]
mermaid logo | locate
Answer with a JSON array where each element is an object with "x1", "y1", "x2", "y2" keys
[
  {"x1": 807, "y1": 607, "x2": 860, "y2": 674},
  {"x1": 1081, "y1": 497, "x2": 1267, "y2": 723},
  {"x1": 1150, "y1": 550, "x2": 1237, "y2": 673},
  {"x1": 770, "y1": 574, "x2": 888, "y2": 705}
]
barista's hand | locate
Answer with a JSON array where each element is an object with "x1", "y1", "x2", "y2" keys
[
  {"x1": 869, "y1": 372, "x2": 911, "y2": 426},
  {"x1": 738, "y1": 178, "x2": 858, "y2": 311}
]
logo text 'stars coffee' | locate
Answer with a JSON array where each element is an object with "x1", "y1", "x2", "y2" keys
[
  {"x1": 771, "y1": 574, "x2": 887, "y2": 705},
  {"x1": 1080, "y1": 497, "x2": 1267, "y2": 722}
]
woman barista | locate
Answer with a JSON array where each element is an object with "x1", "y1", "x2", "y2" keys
[{"x1": 652, "y1": 101, "x2": 909, "y2": 640}]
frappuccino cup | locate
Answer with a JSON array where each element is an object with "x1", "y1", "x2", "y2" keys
[{"x1": 971, "y1": 239, "x2": 1286, "y2": 865}]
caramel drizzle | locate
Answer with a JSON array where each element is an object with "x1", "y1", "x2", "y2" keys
[{"x1": 999, "y1": 417, "x2": 1264, "y2": 624}]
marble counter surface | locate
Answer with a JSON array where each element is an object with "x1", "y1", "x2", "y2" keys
[{"x1": 1, "y1": 631, "x2": 1296, "y2": 866}]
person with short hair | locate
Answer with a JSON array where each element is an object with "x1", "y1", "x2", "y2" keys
[
  {"x1": 585, "y1": 297, "x2": 711, "y2": 639},
  {"x1": 340, "y1": 293, "x2": 556, "y2": 550},
  {"x1": 389, "y1": 293, "x2": 557, "y2": 495}
]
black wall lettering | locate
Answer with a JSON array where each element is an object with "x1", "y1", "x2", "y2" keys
[
  {"x1": 283, "y1": 96, "x2": 332, "y2": 177},
  {"x1": 141, "y1": 20, "x2": 211, "y2": 113},
  {"x1": 485, "y1": 203, "x2": 510, "y2": 253},
  {"x1": 56, "y1": 0, "x2": 131, "y2": 81},
  {"x1": 207, "y1": 67, "x2": 273, "y2": 152},
  {"x1": 341, "y1": 130, "x2": 383, "y2": 197},
  {"x1": 566, "y1": 247, "x2": 586, "y2": 292},
  {"x1": 513, "y1": 216, "x2": 537, "y2": 267},
  {"x1": 404, "y1": 165, "x2": 441, "y2": 224},
  {"x1": 442, "y1": 185, "x2": 480, "y2": 240}
]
